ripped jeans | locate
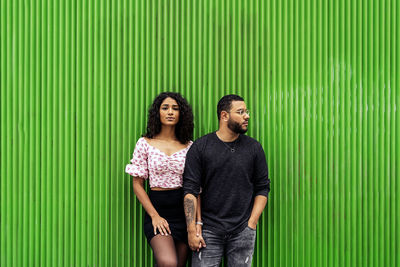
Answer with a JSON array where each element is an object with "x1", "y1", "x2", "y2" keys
[{"x1": 191, "y1": 226, "x2": 257, "y2": 267}]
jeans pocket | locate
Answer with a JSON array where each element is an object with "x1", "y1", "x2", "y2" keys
[
  {"x1": 246, "y1": 226, "x2": 257, "y2": 231},
  {"x1": 202, "y1": 229, "x2": 215, "y2": 235}
]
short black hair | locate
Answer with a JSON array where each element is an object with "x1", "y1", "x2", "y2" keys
[
  {"x1": 144, "y1": 92, "x2": 194, "y2": 144},
  {"x1": 217, "y1": 94, "x2": 245, "y2": 120}
]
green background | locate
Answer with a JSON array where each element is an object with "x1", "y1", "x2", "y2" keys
[{"x1": 1, "y1": 0, "x2": 399, "y2": 266}]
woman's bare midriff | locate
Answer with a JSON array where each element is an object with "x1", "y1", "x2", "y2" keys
[{"x1": 150, "y1": 187, "x2": 181, "y2": 191}]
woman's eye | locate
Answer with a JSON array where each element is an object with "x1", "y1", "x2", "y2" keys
[
  {"x1": 161, "y1": 107, "x2": 168, "y2": 110},
  {"x1": 173, "y1": 108, "x2": 179, "y2": 111}
]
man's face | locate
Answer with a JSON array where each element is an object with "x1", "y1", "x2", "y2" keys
[{"x1": 227, "y1": 101, "x2": 250, "y2": 134}]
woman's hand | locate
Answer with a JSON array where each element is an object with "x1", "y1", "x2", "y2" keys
[
  {"x1": 195, "y1": 224, "x2": 202, "y2": 238},
  {"x1": 151, "y1": 215, "x2": 171, "y2": 236},
  {"x1": 195, "y1": 223, "x2": 206, "y2": 251}
]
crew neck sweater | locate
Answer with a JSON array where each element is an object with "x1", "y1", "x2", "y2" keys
[{"x1": 183, "y1": 132, "x2": 270, "y2": 235}]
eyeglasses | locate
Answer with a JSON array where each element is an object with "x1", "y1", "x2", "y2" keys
[{"x1": 234, "y1": 109, "x2": 250, "y2": 116}]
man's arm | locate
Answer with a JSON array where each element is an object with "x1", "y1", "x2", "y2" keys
[
  {"x1": 249, "y1": 142, "x2": 270, "y2": 229},
  {"x1": 184, "y1": 193, "x2": 197, "y2": 231},
  {"x1": 183, "y1": 142, "x2": 206, "y2": 251},
  {"x1": 184, "y1": 193, "x2": 206, "y2": 251},
  {"x1": 248, "y1": 195, "x2": 268, "y2": 229}
]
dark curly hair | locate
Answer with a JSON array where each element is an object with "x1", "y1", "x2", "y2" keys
[{"x1": 144, "y1": 92, "x2": 194, "y2": 144}]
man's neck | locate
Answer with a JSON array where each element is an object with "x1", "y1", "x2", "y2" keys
[{"x1": 215, "y1": 127, "x2": 240, "y2": 142}]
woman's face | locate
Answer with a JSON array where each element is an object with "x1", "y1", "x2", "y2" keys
[{"x1": 159, "y1": 97, "x2": 180, "y2": 126}]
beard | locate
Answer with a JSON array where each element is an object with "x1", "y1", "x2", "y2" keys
[{"x1": 227, "y1": 118, "x2": 248, "y2": 134}]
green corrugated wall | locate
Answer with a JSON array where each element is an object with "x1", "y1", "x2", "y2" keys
[{"x1": 1, "y1": 0, "x2": 399, "y2": 266}]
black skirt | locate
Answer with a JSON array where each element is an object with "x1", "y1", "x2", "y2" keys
[{"x1": 144, "y1": 188, "x2": 188, "y2": 244}]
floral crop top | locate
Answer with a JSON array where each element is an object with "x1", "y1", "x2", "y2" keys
[{"x1": 125, "y1": 137, "x2": 193, "y2": 188}]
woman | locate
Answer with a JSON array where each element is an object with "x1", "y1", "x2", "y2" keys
[{"x1": 126, "y1": 92, "x2": 201, "y2": 267}]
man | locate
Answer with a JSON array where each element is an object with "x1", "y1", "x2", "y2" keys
[{"x1": 183, "y1": 94, "x2": 271, "y2": 267}]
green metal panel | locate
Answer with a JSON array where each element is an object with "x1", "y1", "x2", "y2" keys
[{"x1": 1, "y1": 0, "x2": 399, "y2": 266}]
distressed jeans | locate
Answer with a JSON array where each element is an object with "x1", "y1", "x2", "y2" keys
[{"x1": 191, "y1": 226, "x2": 257, "y2": 267}]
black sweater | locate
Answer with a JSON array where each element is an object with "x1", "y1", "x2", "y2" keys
[{"x1": 183, "y1": 132, "x2": 270, "y2": 235}]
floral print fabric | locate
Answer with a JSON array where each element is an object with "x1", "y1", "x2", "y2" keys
[{"x1": 125, "y1": 137, "x2": 192, "y2": 188}]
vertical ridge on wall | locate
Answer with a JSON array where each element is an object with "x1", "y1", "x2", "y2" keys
[
  {"x1": 0, "y1": 0, "x2": 4, "y2": 265},
  {"x1": 1, "y1": 0, "x2": 399, "y2": 266}
]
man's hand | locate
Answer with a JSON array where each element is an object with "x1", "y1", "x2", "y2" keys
[
  {"x1": 195, "y1": 224, "x2": 206, "y2": 251},
  {"x1": 248, "y1": 195, "x2": 267, "y2": 230},
  {"x1": 188, "y1": 230, "x2": 206, "y2": 251},
  {"x1": 184, "y1": 194, "x2": 206, "y2": 250},
  {"x1": 247, "y1": 219, "x2": 257, "y2": 230}
]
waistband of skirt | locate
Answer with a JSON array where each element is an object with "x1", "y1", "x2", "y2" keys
[{"x1": 148, "y1": 187, "x2": 183, "y2": 197}]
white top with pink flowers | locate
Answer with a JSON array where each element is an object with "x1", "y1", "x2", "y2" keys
[{"x1": 125, "y1": 137, "x2": 193, "y2": 188}]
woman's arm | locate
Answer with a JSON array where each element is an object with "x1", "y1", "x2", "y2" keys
[
  {"x1": 132, "y1": 177, "x2": 171, "y2": 236},
  {"x1": 195, "y1": 195, "x2": 202, "y2": 235},
  {"x1": 194, "y1": 195, "x2": 205, "y2": 251}
]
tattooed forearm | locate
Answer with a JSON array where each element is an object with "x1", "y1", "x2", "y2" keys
[{"x1": 184, "y1": 197, "x2": 196, "y2": 226}]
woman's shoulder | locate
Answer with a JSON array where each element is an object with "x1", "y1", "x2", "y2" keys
[
  {"x1": 136, "y1": 136, "x2": 146, "y2": 144},
  {"x1": 139, "y1": 136, "x2": 149, "y2": 143},
  {"x1": 134, "y1": 137, "x2": 150, "y2": 151},
  {"x1": 185, "y1": 140, "x2": 193, "y2": 150}
]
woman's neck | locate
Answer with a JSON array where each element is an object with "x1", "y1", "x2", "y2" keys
[{"x1": 155, "y1": 126, "x2": 177, "y2": 141}]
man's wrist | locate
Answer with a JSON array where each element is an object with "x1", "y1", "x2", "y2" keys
[{"x1": 248, "y1": 218, "x2": 258, "y2": 226}]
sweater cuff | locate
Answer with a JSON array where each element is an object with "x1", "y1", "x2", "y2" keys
[
  {"x1": 254, "y1": 190, "x2": 269, "y2": 199},
  {"x1": 183, "y1": 189, "x2": 200, "y2": 198}
]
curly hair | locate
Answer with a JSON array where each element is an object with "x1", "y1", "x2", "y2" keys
[{"x1": 144, "y1": 92, "x2": 194, "y2": 144}]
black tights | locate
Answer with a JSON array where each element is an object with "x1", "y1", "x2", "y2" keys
[{"x1": 150, "y1": 235, "x2": 189, "y2": 267}]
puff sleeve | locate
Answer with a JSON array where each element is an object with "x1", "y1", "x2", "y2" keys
[{"x1": 125, "y1": 138, "x2": 149, "y2": 179}]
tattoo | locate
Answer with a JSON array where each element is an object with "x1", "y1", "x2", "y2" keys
[{"x1": 184, "y1": 198, "x2": 195, "y2": 225}]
